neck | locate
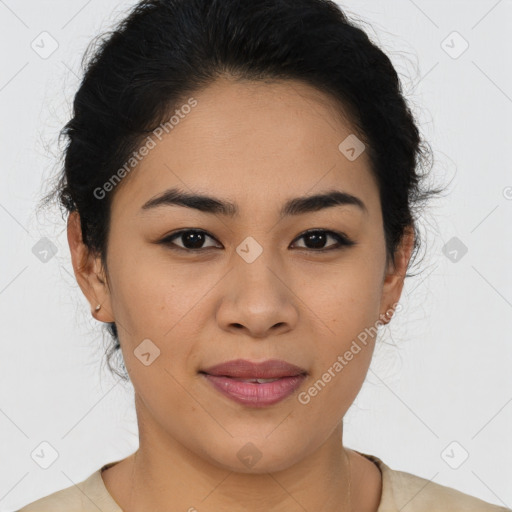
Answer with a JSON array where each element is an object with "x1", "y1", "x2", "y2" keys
[{"x1": 114, "y1": 395, "x2": 354, "y2": 512}]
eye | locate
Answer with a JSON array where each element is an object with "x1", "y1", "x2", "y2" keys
[
  {"x1": 159, "y1": 228, "x2": 355, "y2": 253},
  {"x1": 161, "y1": 229, "x2": 221, "y2": 251},
  {"x1": 291, "y1": 229, "x2": 356, "y2": 252}
]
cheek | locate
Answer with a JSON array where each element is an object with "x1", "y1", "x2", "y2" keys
[
  {"x1": 300, "y1": 255, "x2": 383, "y2": 406},
  {"x1": 296, "y1": 349, "x2": 372, "y2": 434},
  {"x1": 108, "y1": 251, "x2": 214, "y2": 386},
  {"x1": 107, "y1": 242, "x2": 210, "y2": 338},
  {"x1": 302, "y1": 252, "x2": 384, "y2": 331},
  {"x1": 299, "y1": 290, "x2": 379, "y2": 422}
]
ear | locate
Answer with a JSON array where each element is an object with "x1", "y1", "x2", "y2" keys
[
  {"x1": 378, "y1": 225, "x2": 415, "y2": 324},
  {"x1": 67, "y1": 211, "x2": 114, "y2": 323}
]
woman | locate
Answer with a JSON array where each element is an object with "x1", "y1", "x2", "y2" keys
[{"x1": 18, "y1": 0, "x2": 509, "y2": 510}]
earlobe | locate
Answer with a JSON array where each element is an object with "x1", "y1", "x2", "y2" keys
[{"x1": 67, "y1": 211, "x2": 115, "y2": 323}]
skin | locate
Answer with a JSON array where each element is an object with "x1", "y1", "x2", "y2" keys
[{"x1": 68, "y1": 76, "x2": 414, "y2": 512}]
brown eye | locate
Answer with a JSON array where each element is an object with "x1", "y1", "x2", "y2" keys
[
  {"x1": 162, "y1": 230, "x2": 221, "y2": 251},
  {"x1": 291, "y1": 229, "x2": 355, "y2": 251},
  {"x1": 159, "y1": 228, "x2": 355, "y2": 253}
]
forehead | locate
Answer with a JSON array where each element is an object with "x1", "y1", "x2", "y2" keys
[{"x1": 110, "y1": 77, "x2": 379, "y2": 218}]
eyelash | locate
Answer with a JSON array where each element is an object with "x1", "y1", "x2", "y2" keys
[{"x1": 159, "y1": 229, "x2": 356, "y2": 253}]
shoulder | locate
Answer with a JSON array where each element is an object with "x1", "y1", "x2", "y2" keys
[
  {"x1": 358, "y1": 451, "x2": 511, "y2": 512},
  {"x1": 386, "y1": 466, "x2": 510, "y2": 511},
  {"x1": 16, "y1": 465, "x2": 121, "y2": 512},
  {"x1": 17, "y1": 482, "x2": 83, "y2": 512}
]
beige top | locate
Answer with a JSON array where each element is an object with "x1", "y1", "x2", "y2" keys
[{"x1": 17, "y1": 451, "x2": 510, "y2": 511}]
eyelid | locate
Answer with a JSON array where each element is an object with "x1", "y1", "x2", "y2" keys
[
  {"x1": 159, "y1": 228, "x2": 355, "y2": 252},
  {"x1": 291, "y1": 229, "x2": 355, "y2": 251},
  {"x1": 162, "y1": 229, "x2": 221, "y2": 250}
]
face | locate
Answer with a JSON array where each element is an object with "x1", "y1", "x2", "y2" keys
[{"x1": 69, "y1": 76, "x2": 412, "y2": 473}]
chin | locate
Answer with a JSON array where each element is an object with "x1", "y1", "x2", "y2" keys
[{"x1": 201, "y1": 433, "x2": 311, "y2": 474}]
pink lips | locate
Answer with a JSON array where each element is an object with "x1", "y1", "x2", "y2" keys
[{"x1": 200, "y1": 358, "x2": 308, "y2": 407}]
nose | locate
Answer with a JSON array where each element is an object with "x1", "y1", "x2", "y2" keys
[{"x1": 215, "y1": 255, "x2": 299, "y2": 339}]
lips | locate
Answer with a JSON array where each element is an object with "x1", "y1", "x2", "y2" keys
[
  {"x1": 200, "y1": 358, "x2": 308, "y2": 380},
  {"x1": 199, "y1": 358, "x2": 308, "y2": 407}
]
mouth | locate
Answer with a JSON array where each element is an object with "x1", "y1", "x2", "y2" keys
[
  {"x1": 202, "y1": 376, "x2": 288, "y2": 383},
  {"x1": 200, "y1": 358, "x2": 308, "y2": 379},
  {"x1": 199, "y1": 359, "x2": 308, "y2": 407}
]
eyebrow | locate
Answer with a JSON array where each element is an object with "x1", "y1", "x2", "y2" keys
[{"x1": 140, "y1": 187, "x2": 367, "y2": 217}]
